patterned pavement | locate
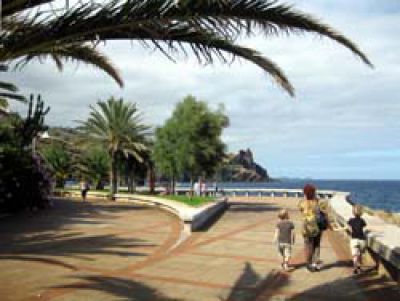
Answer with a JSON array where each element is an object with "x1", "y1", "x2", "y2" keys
[{"x1": 0, "y1": 197, "x2": 398, "y2": 300}]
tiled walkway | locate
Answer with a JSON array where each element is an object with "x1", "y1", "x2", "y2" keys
[{"x1": 0, "y1": 197, "x2": 398, "y2": 300}]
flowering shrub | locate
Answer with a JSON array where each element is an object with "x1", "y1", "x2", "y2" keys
[
  {"x1": 0, "y1": 147, "x2": 53, "y2": 212},
  {"x1": 0, "y1": 96, "x2": 52, "y2": 212}
]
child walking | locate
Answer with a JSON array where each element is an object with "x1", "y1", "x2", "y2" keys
[
  {"x1": 333, "y1": 204, "x2": 368, "y2": 274},
  {"x1": 274, "y1": 209, "x2": 295, "y2": 270},
  {"x1": 348, "y1": 205, "x2": 367, "y2": 274}
]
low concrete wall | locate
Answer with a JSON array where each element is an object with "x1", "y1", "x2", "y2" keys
[
  {"x1": 189, "y1": 200, "x2": 228, "y2": 231},
  {"x1": 329, "y1": 192, "x2": 400, "y2": 281},
  {"x1": 114, "y1": 194, "x2": 227, "y2": 232},
  {"x1": 54, "y1": 190, "x2": 228, "y2": 232}
]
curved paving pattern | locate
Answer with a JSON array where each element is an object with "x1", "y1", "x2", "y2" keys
[{"x1": 0, "y1": 197, "x2": 398, "y2": 300}]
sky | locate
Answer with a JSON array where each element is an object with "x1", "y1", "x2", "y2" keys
[{"x1": 5, "y1": 0, "x2": 400, "y2": 180}]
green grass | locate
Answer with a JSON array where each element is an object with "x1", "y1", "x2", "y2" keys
[
  {"x1": 54, "y1": 188, "x2": 215, "y2": 207},
  {"x1": 157, "y1": 195, "x2": 215, "y2": 206}
]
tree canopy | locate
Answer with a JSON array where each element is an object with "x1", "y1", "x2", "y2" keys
[
  {"x1": 153, "y1": 95, "x2": 228, "y2": 190},
  {"x1": 41, "y1": 143, "x2": 71, "y2": 188}
]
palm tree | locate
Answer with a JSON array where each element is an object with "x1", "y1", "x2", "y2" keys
[
  {"x1": 0, "y1": 65, "x2": 27, "y2": 114},
  {"x1": 76, "y1": 145, "x2": 110, "y2": 190},
  {"x1": 1, "y1": 0, "x2": 372, "y2": 97},
  {"x1": 123, "y1": 147, "x2": 152, "y2": 193},
  {"x1": 41, "y1": 143, "x2": 71, "y2": 188},
  {"x1": 78, "y1": 97, "x2": 150, "y2": 196}
]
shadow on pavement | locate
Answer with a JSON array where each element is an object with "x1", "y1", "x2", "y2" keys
[
  {"x1": 0, "y1": 198, "x2": 153, "y2": 235},
  {"x1": 0, "y1": 234, "x2": 150, "y2": 259},
  {"x1": 224, "y1": 262, "x2": 399, "y2": 301},
  {"x1": 0, "y1": 198, "x2": 158, "y2": 263},
  {"x1": 318, "y1": 259, "x2": 353, "y2": 271},
  {"x1": 224, "y1": 262, "x2": 289, "y2": 301},
  {"x1": 287, "y1": 270, "x2": 400, "y2": 301},
  {"x1": 53, "y1": 275, "x2": 184, "y2": 301}
]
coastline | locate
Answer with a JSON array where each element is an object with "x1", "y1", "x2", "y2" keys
[{"x1": 209, "y1": 179, "x2": 400, "y2": 213}]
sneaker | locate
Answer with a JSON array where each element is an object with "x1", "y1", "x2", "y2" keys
[
  {"x1": 283, "y1": 263, "x2": 289, "y2": 270},
  {"x1": 314, "y1": 263, "x2": 322, "y2": 271},
  {"x1": 307, "y1": 265, "x2": 315, "y2": 272},
  {"x1": 311, "y1": 263, "x2": 320, "y2": 272}
]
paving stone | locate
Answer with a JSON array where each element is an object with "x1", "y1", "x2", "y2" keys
[{"x1": 0, "y1": 197, "x2": 398, "y2": 300}]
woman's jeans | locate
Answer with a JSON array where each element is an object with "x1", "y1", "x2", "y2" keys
[{"x1": 304, "y1": 233, "x2": 322, "y2": 264}]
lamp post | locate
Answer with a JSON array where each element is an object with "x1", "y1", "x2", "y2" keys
[{"x1": 32, "y1": 131, "x2": 50, "y2": 155}]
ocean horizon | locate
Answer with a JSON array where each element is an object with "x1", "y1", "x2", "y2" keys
[{"x1": 180, "y1": 179, "x2": 400, "y2": 213}]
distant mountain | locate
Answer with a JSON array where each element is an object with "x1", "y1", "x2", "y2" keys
[{"x1": 219, "y1": 148, "x2": 270, "y2": 182}]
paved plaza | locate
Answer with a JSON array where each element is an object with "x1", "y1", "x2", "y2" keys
[{"x1": 0, "y1": 197, "x2": 398, "y2": 300}]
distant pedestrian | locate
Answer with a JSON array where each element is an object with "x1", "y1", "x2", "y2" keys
[
  {"x1": 201, "y1": 181, "x2": 206, "y2": 196},
  {"x1": 194, "y1": 181, "x2": 200, "y2": 196},
  {"x1": 214, "y1": 181, "x2": 218, "y2": 196},
  {"x1": 80, "y1": 180, "x2": 90, "y2": 201},
  {"x1": 273, "y1": 209, "x2": 295, "y2": 270},
  {"x1": 299, "y1": 184, "x2": 327, "y2": 272}
]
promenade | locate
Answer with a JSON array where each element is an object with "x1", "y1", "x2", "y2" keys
[{"x1": 0, "y1": 197, "x2": 398, "y2": 300}]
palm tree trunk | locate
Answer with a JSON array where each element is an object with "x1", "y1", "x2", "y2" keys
[
  {"x1": 110, "y1": 151, "x2": 118, "y2": 198},
  {"x1": 189, "y1": 176, "x2": 194, "y2": 197},
  {"x1": 56, "y1": 177, "x2": 64, "y2": 188},
  {"x1": 172, "y1": 175, "x2": 176, "y2": 195},
  {"x1": 148, "y1": 167, "x2": 155, "y2": 194},
  {"x1": 127, "y1": 170, "x2": 135, "y2": 193},
  {"x1": 96, "y1": 180, "x2": 103, "y2": 190},
  {"x1": 127, "y1": 175, "x2": 132, "y2": 193}
]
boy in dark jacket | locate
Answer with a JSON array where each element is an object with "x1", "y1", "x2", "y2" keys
[{"x1": 348, "y1": 205, "x2": 367, "y2": 274}]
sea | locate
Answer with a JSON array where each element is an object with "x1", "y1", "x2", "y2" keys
[{"x1": 207, "y1": 180, "x2": 400, "y2": 213}]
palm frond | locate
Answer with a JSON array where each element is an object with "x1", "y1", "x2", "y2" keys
[
  {"x1": 12, "y1": 0, "x2": 368, "y2": 66},
  {"x1": 0, "y1": 81, "x2": 18, "y2": 92},
  {"x1": 168, "y1": 0, "x2": 373, "y2": 66},
  {"x1": 2, "y1": 0, "x2": 54, "y2": 17},
  {"x1": 14, "y1": 44, "x2": 123, "y2": 87},
  {"x1": 0, "y1": 92, "x2": 27, "y2": 102},
  {"x1": 1, "y1": 0, "x2": 373, "y2": 97},
  {"x1": 0, "y1": 64, "x2": 27, "y2": 104}
]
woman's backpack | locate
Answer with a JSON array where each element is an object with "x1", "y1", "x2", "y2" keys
[
  {"x1": 299, "y1": 199, "x2": 323, "y2": 237},
  {"x1": 302, "y1": 217, "x2": 320, "y2": 238},
  {"x1": 316, "y1": 209, "x2": 328, "y2": 231}
]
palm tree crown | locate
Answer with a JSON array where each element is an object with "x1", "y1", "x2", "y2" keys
[
  {"x1": 78, "y1": 97, "x2": 150, "y2": 194},
  {"x1": 1, "y1": 0, "x2": 372, "y2": 96}
]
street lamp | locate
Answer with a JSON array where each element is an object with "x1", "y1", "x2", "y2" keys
[{"x1": 32, "y1": 131, "x2": 50, "y2": 155}]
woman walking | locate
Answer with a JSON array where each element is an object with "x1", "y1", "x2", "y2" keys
[{"x1": 299, "y1": 184, "x2": 327, "y2": 272}]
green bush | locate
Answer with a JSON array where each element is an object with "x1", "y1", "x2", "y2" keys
[
  {"x1": 0, "y1": 96, "x2": 52, "y2": 212},
  {"x1": 0, "y1": 147, "x2": 52, "y2": 212}
]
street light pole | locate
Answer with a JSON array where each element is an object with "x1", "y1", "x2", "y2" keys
[{"x1": 32, "y1": 131, "x2": 50, "y2": 155}]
